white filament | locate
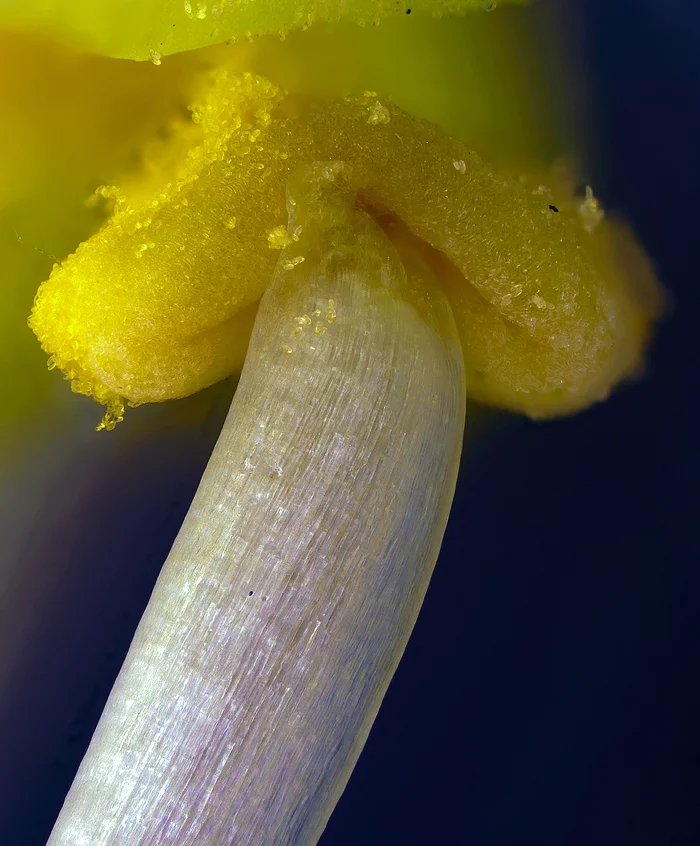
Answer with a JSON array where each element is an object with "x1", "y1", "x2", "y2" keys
[{"x1": 48, "y1": 165, "x2": 466, "y2": 845}]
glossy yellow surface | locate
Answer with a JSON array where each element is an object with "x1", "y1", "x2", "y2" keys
[{"x1": 3, "y1": 0, "x2": 525, "y2": 61}]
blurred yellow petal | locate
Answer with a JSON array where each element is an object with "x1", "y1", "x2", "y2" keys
[
  {"x1": 3, "y1": 0, "x2": 526, "y2": 61},
  {"x1": 231, "y1": 12, "x2": 560, "y2": 163}
]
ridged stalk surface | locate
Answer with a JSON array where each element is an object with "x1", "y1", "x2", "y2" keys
[{"x1": 48, "y1": 167, "x2": 466, "y2": 845}]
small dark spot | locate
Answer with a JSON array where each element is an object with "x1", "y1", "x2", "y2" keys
[
  {"x1": 262, "y1": 595, "x2": 268, "y2": 602},
  {"x1": 406, "y1": 7, "x2": 411, "y2": 12},
  {"x1": 548, "y1": 204, "x2": 559, "y2": 213},
  {"x1": 248, "y1": 590, "x2": 254, "y2": 596}
]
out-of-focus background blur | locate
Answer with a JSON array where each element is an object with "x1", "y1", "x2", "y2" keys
[
  {"x1": 0, "y1": 0, "x2": 697, "y2": 843},
  {"x1": 324, "y1": 3, "x2": 699, "y2": 844}
]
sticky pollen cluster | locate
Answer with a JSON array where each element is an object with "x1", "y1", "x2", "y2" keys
[
  {"x1": 30, "y1": 72, "x2": 303, "y2": 429},
  {"x1": 30, "y1": 70, "x2": 660, "y2": 429}
]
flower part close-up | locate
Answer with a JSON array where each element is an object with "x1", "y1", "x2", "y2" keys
[{"x1": 0, "y1": 1, "x2": 697, "y2": 845}]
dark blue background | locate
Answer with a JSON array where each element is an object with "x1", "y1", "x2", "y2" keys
[
  {"x1": 1, "y1": 0, "x2": 697, "y2": 843},
  {"x1": 325, "y1": 2, "x2": 699, "y2": 844}
]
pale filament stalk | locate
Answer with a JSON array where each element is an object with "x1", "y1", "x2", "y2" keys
[{"x1": 48, "y1": 167, "x2": 466, "y2": 845}]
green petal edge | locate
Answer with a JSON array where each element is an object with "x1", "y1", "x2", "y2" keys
[{"x1": 1, "y1": 0, "x2": 527, "y2": 61}]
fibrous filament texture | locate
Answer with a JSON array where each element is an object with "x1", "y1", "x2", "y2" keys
[{"x1": 29, "y1": 70, "x2": 659, "y2": 430}]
